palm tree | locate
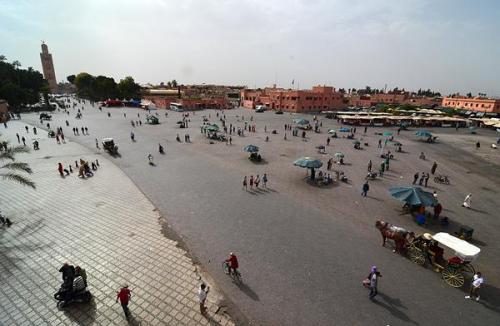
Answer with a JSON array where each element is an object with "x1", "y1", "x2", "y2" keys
[{"x1": 0, "y1": 142, "x2": 36, "y2": 189}]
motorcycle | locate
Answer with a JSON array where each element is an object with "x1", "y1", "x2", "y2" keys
[
  {"x1": 54, "y1": 283, "x2": 92, "y2": 308},
  {"x1": 366, "y1": 172, "x2": 378, "y2": 180},
  {"x1": 434, "y1": 175, "x2": 450, "y2": 184}
]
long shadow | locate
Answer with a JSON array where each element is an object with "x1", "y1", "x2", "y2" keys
[
  {"x1": 62, "y1": 298, "x2": 97, "y2": 325},
  {"x1": 236, "y1": 282, "x2": 260, "y2": 301},
  {"x1": 476, "y1": 284, "x2": 500, "y2": 314},
  {"x1": 468, "y1": 207, "x2": 489, "y2": 215},
  {"x1": 373, "y1": 292, "x2": 419, "y2": 325}
]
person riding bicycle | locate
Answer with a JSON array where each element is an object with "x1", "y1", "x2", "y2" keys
[{"x1": 225, "y1": 252, "x2": 239, "y2": 275}]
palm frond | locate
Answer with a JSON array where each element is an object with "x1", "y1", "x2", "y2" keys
[
  {"x1": 0, "y1": 146, "x2": 30, "y2": 161},
  {"x1": 0, "y1": 162, "x2": 33, "y2": 173},
  {"x1": 0, "y1": 173, "x2": 36, "y2": 188}
]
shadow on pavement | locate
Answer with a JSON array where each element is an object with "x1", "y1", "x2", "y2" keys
[
  {"x1": 477, "y1": 284, "x2": 500, "y2": 314},
  {"x1": 374, "y1": 292, "x2": 419, "y2": 325},
  {"x1": 236, "y1": 283, "x2": 260, "y2": 301},
  {"x1": 63, "y1": 298, "x2": 97, "y2": 325}
]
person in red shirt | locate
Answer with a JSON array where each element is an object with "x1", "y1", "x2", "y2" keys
[
  {"x1": 116, "y1": 285, "x2": 131, "y2": 319},
  {"x1": 225, "y1": 252, "x2": 239, "y2": 275}
]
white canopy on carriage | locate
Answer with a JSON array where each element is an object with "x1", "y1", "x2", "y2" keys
[{"x1": 432, "y1": 232, "x2": 480, "y2": 262}]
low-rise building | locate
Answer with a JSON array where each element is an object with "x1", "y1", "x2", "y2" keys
[
  {"x1": 241, "y1": 85, "x2": 345, "y2": 112},
  {"x1": 442, "y1": 96, "x2": 500, "y2": 113},
  {"x1": 142, "y1": 88, "x2": 231, "y2": 110},
  {"x1": 0, "y1": 100, "x2": 9, "y2": 123}
]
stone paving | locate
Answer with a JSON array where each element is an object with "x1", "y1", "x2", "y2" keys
[{"x1": 0, "y1": 121, "x2": 235, "y2": 326}]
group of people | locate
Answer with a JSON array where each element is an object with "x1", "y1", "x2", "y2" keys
[
  {"x1": 72, "y1": 126, "x2": 89, "y2": 136},
  {"x1": 242, "y1": 173, "x2": 268, "y2": 190},
  {"x1": 57, "y1": 159, "x2": 99, "y2": 178}
]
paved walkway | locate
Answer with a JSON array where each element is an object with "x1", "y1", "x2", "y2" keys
[{"x1": 0, "y1": 121, "x2": 234, "y2": 325}]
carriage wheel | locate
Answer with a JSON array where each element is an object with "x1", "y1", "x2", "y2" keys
[
  {"x1": 409, "y1": 249, "x2": 426, "y2": 266},
  {"x1": 442, "y1": 267, "x2": 465, "y2": 288}
]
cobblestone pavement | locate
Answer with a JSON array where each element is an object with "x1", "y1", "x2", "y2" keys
[{"x1": 0, "y1": 121, "x2": 235, "y2": 326}]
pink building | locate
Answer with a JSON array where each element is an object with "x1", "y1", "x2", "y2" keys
[
  {"x1": 241, "y1": 85, "x2": 345, "y2": 112},
  {"x1": 442, "y1": 96, "x2": 500, "y2": 113}
]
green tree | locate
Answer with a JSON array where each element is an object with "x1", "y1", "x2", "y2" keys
[
  {"x1": 117, "y1": 76, "x2": 141, "y2": 99},
  {"x1": 0, "y1": 56, "x2": 46, "y2": 110},
  {"x1": 171, "y1": 79, "x2": 178, "y2": 88},
  {"x1": 0, "y1": 139, "x2": 35, "y2": 188},
  {"x1": 74, "y1": 72, "x2": 95, "y2": 99}
]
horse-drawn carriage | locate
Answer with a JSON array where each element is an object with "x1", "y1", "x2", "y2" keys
[
  {"x1": 102, "y1": 138, "x2": 118, "y2": 154},
  {"x1": 376, "y1": 221, "x2": 480, "y2": 288}
]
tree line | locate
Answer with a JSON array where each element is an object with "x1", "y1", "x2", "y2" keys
[
  {"x1": 67, "y1": 73, "x2": 141, "y2": 101},
  {"x1": 0, "y1": 55, "x2": 48, "y2": 110}
]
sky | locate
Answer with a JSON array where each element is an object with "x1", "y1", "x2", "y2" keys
[{"x1": 1, "y1": 0, "x2": 499, "y2": 96}]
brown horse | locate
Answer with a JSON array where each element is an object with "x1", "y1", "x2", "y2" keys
[{"x1": 375, "y1": 220, "x2": 414, "y2": 254}]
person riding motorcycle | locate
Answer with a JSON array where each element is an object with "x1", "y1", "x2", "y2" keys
[{"x1": 225, "y1": 252, "x2": 239, "y2": 275}]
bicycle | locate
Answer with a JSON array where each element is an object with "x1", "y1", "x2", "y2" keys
[{"x1": 222, "y1": 261, "x2": 242, "y2": 284}]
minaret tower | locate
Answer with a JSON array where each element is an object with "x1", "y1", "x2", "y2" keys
[{"x1": 40, "y1": 42, "x2": 58, "y2": 93}]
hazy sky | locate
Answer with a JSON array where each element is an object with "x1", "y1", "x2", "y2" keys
[{"x1": 1, "y1": 0, "x2": 499, "y2": 95}]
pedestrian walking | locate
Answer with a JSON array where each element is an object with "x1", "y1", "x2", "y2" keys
[
  {"x1": 433, "y1": 202, "x2": 442, "y2": 219},
  {"x1": 379, "y1": 164, "x2": 384, "y2": 177},
  {"x1": 362, "y1": 181, "x2": 369, "y2": 197},
  {"x1": 198, "y1": 283, "x2": 210, "y2": 315},
  {"x1": 367, "y1": 160, "x2": 372, "y2": 172},
  {"x1": 130, "y1": 132, "x2": 135, "y2": 141},
  {"x1": 249, "y1": 175, "x2": 254, "y2": 189},
  {"x1": 21, "y1": 136, "x2": 26, "y2": 146},
  {"x1": 378, "y1": 139, "x2": 382, "y2": 148},
  {"x1": 229, "y1": 137, "x2": 232, "y2": 145},
  {"x1": 465, "y1": 272, "x2": 483, "y2": 301},
  {"x1": 242, "y1": 176, "x2": 248, "y2": 190},
  {"x1": 16, "y1": 133, "x2": 20, "y2": 143},
  {"x1": 424, "y1": 173, "x2": 430, "y2": 187},
  {"x1": 413, "y1": 172, "x2": 419, "y2": 184},
  {"x1": 327, "y1": 137, "x2": 330, "y2": 146},
  {"x1": 255, "y1": 175, "x2": 260, "y2": 188},
  {"x1": 368, "y1": 266, "x2": 382, "y2": 300},
  {"x1": 108, "y1": 112, "x2": 111, "y2": 118},
  {"x1": 57, "y1": 163, "x2": 64, "y2": 176},
  {"x1": 419, "y1": 172, "x2": 425, "y2": 186},
  {"x1": 262, "y1": 173, "x2": 268, "y2": 188},
  {"x1": 85, "y1": 127, "x2": 88, "y2": 134},
  {"x1": 462, "y1": 193, "x2": 472, "y2": 209},
  {"x1": 33, "y1": 127, "x2": 37, "y2": 135},
  {"x1": 431, "y1": 161, "x2": 438, "y2": 175},
  {"x1": 116, "y1": 285, "x2": 131, "y2": 319},
  {"x1": 81, "y1": 127, "x2": 85, "y2": 135},
  {"x1": 95, "y1": 138, "x2": 99, "y2": 149},
  {"x1": 25, "y1": 126, "x2": 29, "y2": 133},
  {"x1": 56, "y1": 134, "x2": 60, "y2": 144},
  {"x1": 60, "y1": 133, "x2": 65, "y2": 143},
  {"x1": 476, "y1": 141, "x2": 480, "y2": 149}
]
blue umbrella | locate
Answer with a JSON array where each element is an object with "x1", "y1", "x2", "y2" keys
[
  {"x1": 389, "y1": 186, "x2": 437, "y2": 207},
  {"x1": 293, "y1": 157, "x2": 323, "y2": 169},
  {"x1": 243, "y1": 145, "x2": 259, "y2": 153},
  {"x1": 293, "y1": 118, "x2": 310, "y2": 125},
  {"x1": 339, "y1": 127, "x2": 350, "y2": 132},
  {"x1": 415, "y1": 130, "x2": 432, "y2": 138}
]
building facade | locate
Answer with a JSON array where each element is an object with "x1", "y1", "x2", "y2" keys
[
  {"x1": 40, "y1": 42, "x2": 58, "y2": 93},
  {"x1": 348, "y1": 92, "x2": 441, "y2": 108},
  {"x1": 442, "y1": 96, "x2": 500, "y2": 113},
  {"x1": 142, "y1": 88, "x2": 230, "y2": 110},
  {"x1": 241, "y1": 85, "x2": 345, "y2": 112}
]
